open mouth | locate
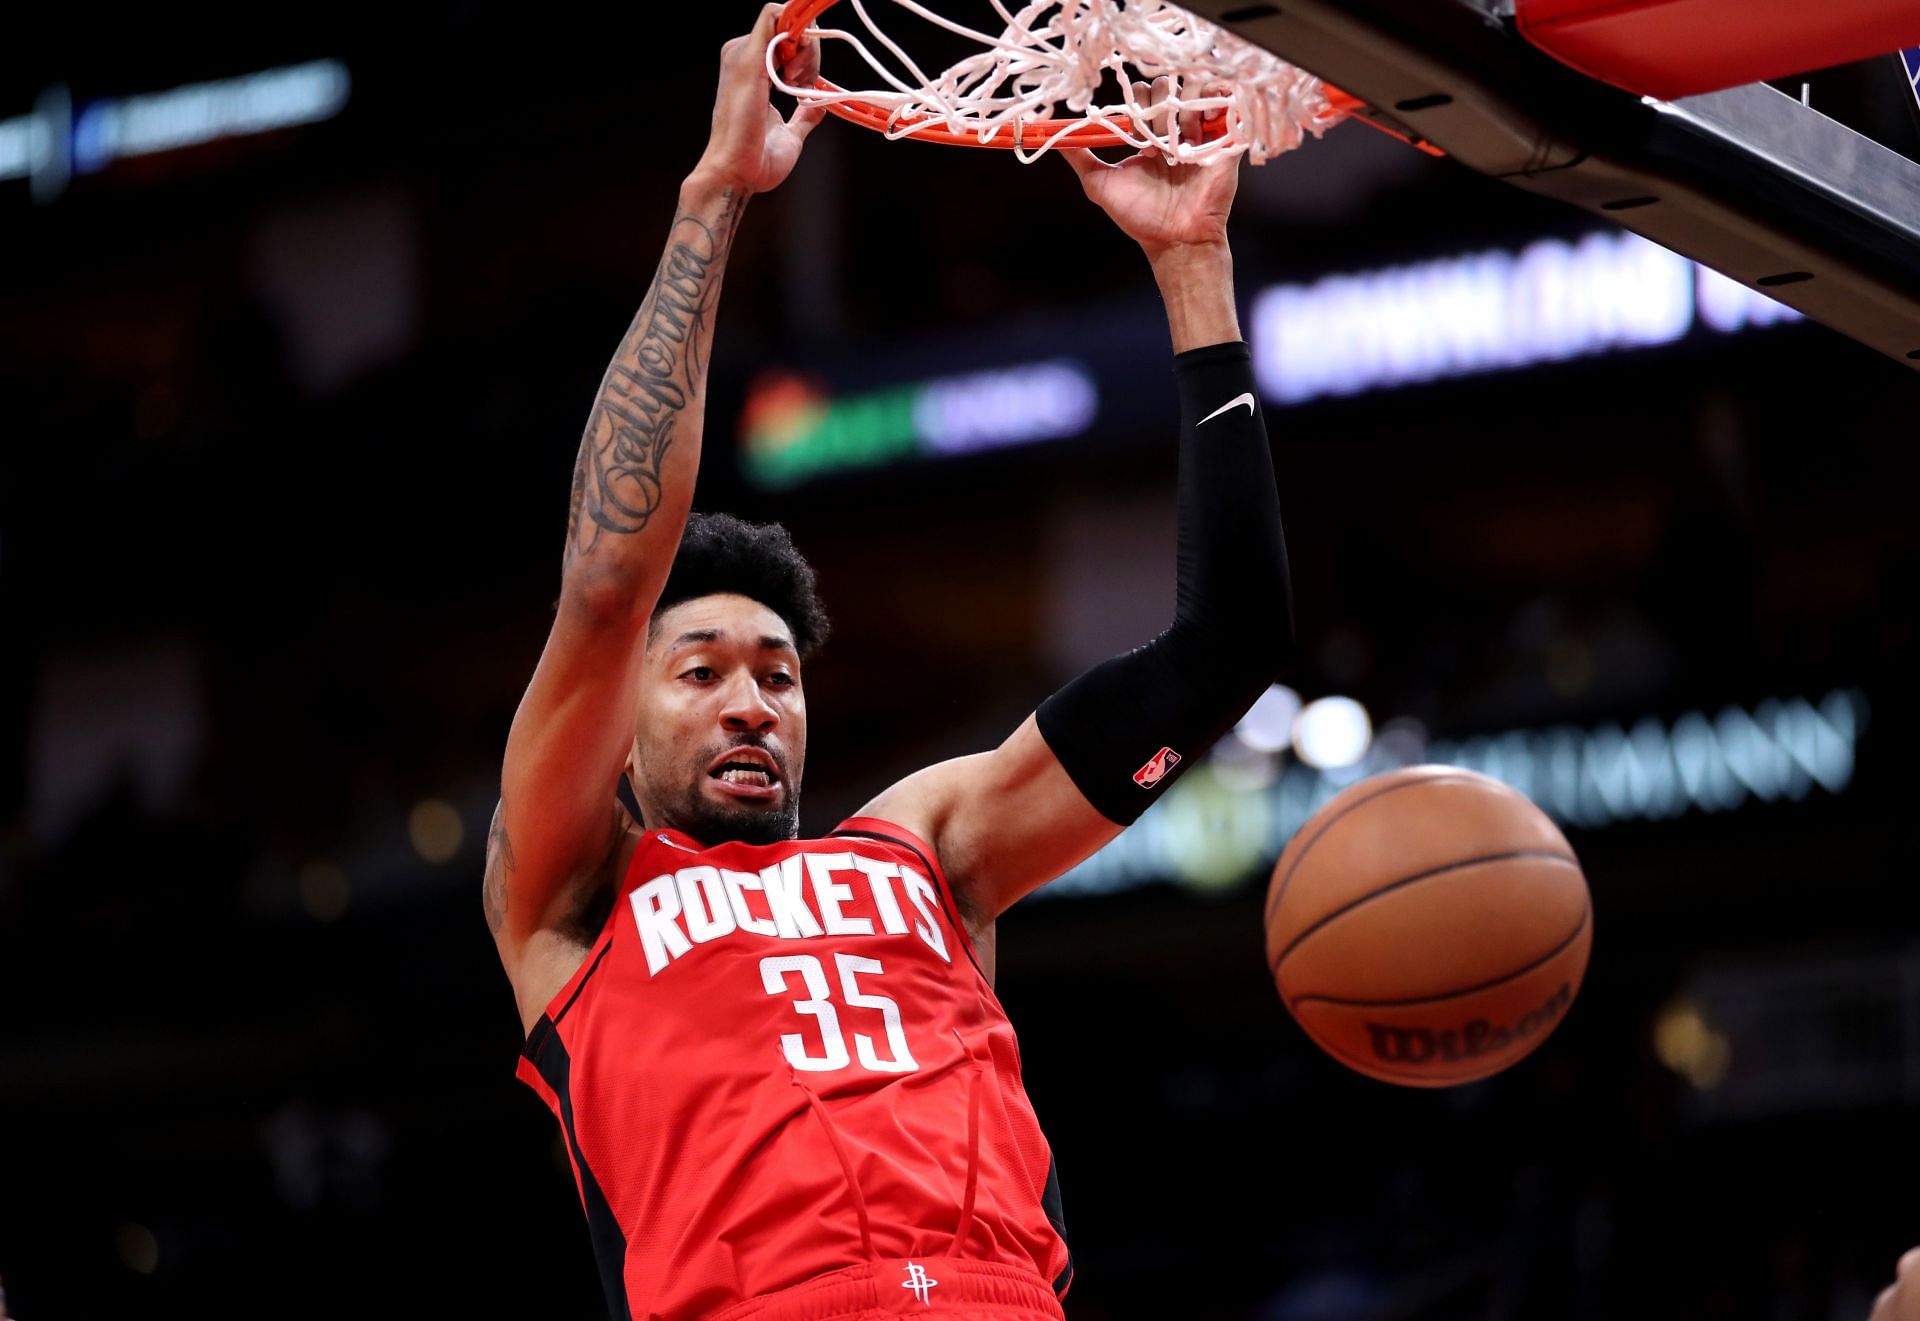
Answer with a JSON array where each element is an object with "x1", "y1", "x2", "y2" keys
[{"x1": 706, "y1": 749, "x2": 782, "y2": 798}]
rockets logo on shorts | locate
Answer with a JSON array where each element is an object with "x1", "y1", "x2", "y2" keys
[
  {"x1": 1132, "y1": 746, "x2": 1181, "y2": 788},
  {"x1": 902, "y1": 1261, "x2": 939, "y2": 1304}
]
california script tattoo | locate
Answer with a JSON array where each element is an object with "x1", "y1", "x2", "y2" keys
[
  {"x1": 483, "y1": 799, "x2": 514, "y2": 935},
  {"x1": 567, "y1": 188, "x2": 748, "y2": 562}
]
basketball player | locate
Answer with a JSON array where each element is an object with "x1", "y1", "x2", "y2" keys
[{"x1": 485, "y1": 6, "x2": 1293, "y2": 1316}]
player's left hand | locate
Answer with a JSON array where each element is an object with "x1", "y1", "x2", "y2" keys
[
  {"x1": 694, "y1": 3, "x2": 825, "y2": 196},
  {"x1": 1060, "y1": 78, "x2": 1240, "y2": 259},
  {"x1": 1871, "y1": 1248, "x2": 1920, "y2": 1321}
]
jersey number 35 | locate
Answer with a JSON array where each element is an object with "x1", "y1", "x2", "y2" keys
[{"x1": 760, "y1": 953, "x2": 920, "y2": 1075}]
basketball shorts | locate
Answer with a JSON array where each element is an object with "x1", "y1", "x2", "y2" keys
[{"x1": 710, "y1": 1256, "x2": 1066, "y2": 1321}]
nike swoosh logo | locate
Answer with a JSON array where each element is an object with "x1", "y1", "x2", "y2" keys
[{"x1": 1199, "y1": 392, "x2": 1256, "y2": 425}]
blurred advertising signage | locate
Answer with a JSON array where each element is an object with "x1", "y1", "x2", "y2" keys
[
  {"x1": 739, "y1": 360, "x2": 1098, "y2": 487},
  {"x1": 0, "y1": 59, "x2": 350, "y2": 203},
  {"x1": 1048, "y1": 689, "x2": 1867, "y2": 901},
  {"x1": 1249, "y1": 231, "x2": 1800, "y2": 405}
]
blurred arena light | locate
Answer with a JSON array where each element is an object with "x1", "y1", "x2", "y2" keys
[
  {"x1": 739, "y1": 360, "x2": 1097, "y2": 487},
  {"x1": 0, "y1": 59, "x2": 349, "y2": 202},
  {"x1": 730, "y1": 235, "x2": 1811, "y2": 491},
  {"x1": 1157, "y1": 766, "x2": 1278, "y2": 894},
  {"x1": 1235, "y1": 683, "x2": 1302, "y2": 753},
  {"x1": 1209, "y1": 732, "x2": 1280, "y2": 793},
  {"x1": 1048, "y1": 688, "x2": 1868, "y2": 898},
  {"x1": 1292, "y1": 695, "x2": 1372, "y2": 769},
  {"x1": 1249, "y1": 231, "x2": 1801, "y2": 405},
  {"x1": 297, "y1": 861, "x2": 351, "y2": 923},
  {"x1": 407, "y1": 800, "x2": 465, "y2": 865},
  {"x1": 1654, "y1": 999, "x2": 1733, "y2": 1090}
]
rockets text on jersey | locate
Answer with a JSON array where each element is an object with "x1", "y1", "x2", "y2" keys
[{"x1": 629, "y1": 848, "x2": 950, "y2": 975}]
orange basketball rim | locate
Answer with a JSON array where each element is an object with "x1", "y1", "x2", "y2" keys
[{"x1": 773, "y1": 0, "x2": 1442, "y2": 157}]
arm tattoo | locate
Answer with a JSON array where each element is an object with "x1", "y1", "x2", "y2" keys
[
  {"x1": 566, "y1": 188, "x2": 749, "y2": 563},
  {"x1": 483, "y1": 799, "x2": 514, "y2": 935}
]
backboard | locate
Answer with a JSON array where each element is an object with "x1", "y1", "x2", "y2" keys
[{"x1": 1185, "y1": 0, "x2": 1920, "y2": 372}]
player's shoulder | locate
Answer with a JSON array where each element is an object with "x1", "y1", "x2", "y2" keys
[
  {"x1": 824, "y1": 813, "x2": 948, "y2": 878},
  {"x1": 848, "y1": 754, "x2": 987, "y2": 857}
]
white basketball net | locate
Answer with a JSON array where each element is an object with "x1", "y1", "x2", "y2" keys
[{"x1": 769, "y1": 0, "x2": 1346, "y2": 165}]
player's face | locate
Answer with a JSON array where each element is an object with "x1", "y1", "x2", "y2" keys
[{"x1": 630, "y1": 593, "x2": 808, "y2": 846}]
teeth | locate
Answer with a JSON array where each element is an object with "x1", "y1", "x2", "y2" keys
[{"x1": 719, "y1": 767, "x2": 771, "y2": 786}]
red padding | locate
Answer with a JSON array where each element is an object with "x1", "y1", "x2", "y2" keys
[{"x1": 1516, "y1": 0, "x2": 1920, "y2": 101}]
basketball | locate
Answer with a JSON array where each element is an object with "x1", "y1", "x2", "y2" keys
[{"x1": 1265, "y1": 766, "x2": 1592, "y2": 1087}]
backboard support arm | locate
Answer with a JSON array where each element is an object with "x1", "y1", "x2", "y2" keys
[{"x1": 1191, "y1": 0, "x2": 1920, "y2": 370}]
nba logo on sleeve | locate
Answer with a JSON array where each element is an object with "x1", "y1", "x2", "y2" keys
[{"x1": 1132, "y1": 746, "x2": 1181, "y2": 788}]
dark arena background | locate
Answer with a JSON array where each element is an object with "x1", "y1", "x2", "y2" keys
[{"x1": 3, "y1": 6, "x2": 1919, "y2": 1319}]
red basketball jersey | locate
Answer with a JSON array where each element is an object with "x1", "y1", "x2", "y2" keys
[{"x1": 515, "y1": 816, "x2": 1073, "y2": 1321}]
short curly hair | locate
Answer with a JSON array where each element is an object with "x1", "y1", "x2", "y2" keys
[{"x1": 652, "y1": 512, "x2": 830, "y2": 659}]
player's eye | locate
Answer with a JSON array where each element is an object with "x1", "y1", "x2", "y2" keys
[
  {"x1": 765, "y1": 671, "x2": 795, "y2": 688},
  {"x1": 682, "y1": 665, "x2": 717, "y2": 682}
]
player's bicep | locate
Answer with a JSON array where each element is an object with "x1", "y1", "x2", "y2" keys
[
  {"x1": 866, "y1": 715, "x2": 1121, "y2": 920},
  {"x1": 493, "y1": 593, "x2": 648, "y2": 949}
]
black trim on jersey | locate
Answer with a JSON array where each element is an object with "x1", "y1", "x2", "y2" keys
[
  {"x1": 830, "y1": 827, "x2": 990, "y2": 986},
  {"x1": 525, "y1": 1020, "x2": 633, "y2": 1321},
  {"x1": 554, "y1": 937, "x2": 614, "y2": 1029},
  {"x1": 1042, "y1": 1156, "x2": 1075, "y2": 1297}
]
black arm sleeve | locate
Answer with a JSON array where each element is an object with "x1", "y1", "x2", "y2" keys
[{"x1": 1035, "y1": 340, "x2": 1295, "y2": 824}]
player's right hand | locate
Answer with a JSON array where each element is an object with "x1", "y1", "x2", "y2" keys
[
  {"x1": 1871, "y1": 1248, "x2": 1920, "y2": 1321},
  {"x1": 1060, "y1": 79, "x2": 1240, "y2": 261},
  {"x1": 693, "y1": 3, "x2": 824, "y2": 195}
]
